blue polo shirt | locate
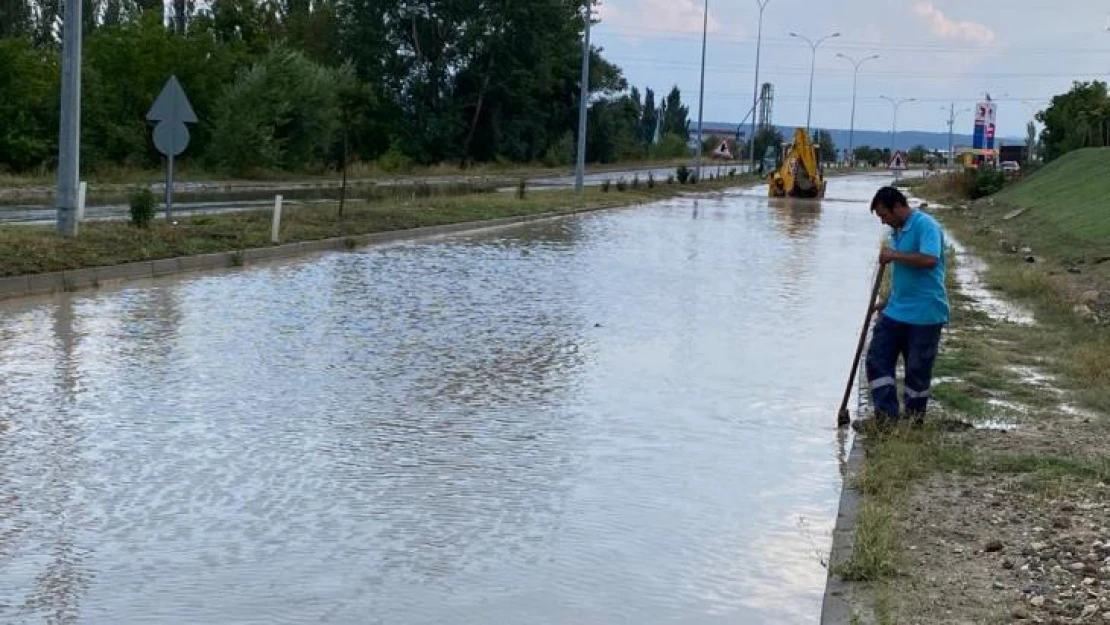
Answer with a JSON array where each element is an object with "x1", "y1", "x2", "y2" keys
[{"x1": 883, "y1": 209, "x2": 949, "y2": 326}]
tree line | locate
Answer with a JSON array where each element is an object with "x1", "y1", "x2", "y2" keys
[{"x1": 0, "y1": 0, "x2": 698, "y2": 176}]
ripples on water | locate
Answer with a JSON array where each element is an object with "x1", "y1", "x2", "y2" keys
[{"x1": 0, "y1": 176, "x2": 890, "y2": 624}]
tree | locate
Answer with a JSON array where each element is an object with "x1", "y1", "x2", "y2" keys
[
  {"x1": 1026, "y1": 121, "x2": 1037, "y2": 162},
  {"x1": 815, "y1": 129, "x2": 836, "y2": 164},
  {"x1": 206, "y1": 48, "x2": 347, "y2": 174},
  {"x1": 660, "y1": 85, "x2": 690, "y2": 139},
  {"x1": 0, "y1": 0, "x2": 33, "y2": 37},
  {"x1": 753, "y1": 126, "x2": 783, "y2": 165},
  {"x1": 907, "y1": 144, "x2": 928, "y2": 164},
  {"x1": 1036, "y1": 80, "x2": 1110, "y2": 162},
  {"x1": 639, "y1": 87, "x2": 658, "y2": 154}
]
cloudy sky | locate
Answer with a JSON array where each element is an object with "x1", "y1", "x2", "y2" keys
[{"x1": 592, "y1": 0, "x2": 1110, "y2": 138}]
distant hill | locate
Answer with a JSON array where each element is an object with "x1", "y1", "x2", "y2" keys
[{"x1": 697, "y1": 122, "x2": 1023, "y2": 154}]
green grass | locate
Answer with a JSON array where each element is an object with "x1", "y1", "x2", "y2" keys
[
  {"x1": 0, "y1": 175, "x2": 754, "y2": 277},
  {"x1": 991, "y1": 148, "x2": 1110, "y2": 257}
]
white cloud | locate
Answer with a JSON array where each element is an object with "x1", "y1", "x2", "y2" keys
[
  {"x1": 599, "y1": 0, "x2": 728, "y2": 36},
  {"x1": 912, "y1": 1, "x2": 997, "y2": 45}
]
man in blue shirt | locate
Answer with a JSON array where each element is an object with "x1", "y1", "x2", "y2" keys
[{"x1": 861, "y1": 186, "x2": 949, "y2": 427}]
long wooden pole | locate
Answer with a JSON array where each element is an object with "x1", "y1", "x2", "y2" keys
[{"x1": 838, "y1": 262, "x2": 886, "y2": 427}]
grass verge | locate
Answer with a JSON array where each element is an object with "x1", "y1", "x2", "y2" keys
[
  {"x1": 833, "y1": 211, "x2": 1110, "y2": 622},
  {"x1": 0, "y1": 175, "x2": 754, "y2": 278}
]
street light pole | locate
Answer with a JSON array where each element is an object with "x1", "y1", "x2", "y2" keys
[
  {"x1": 748, "y1": 0, "x2": 770, "y2": 174},
  {"x1": 56, "y1": 0, "x2": 83, "y2": 237},
  {"x1": 695, "y1": 0, "x2": 709, "y2": 182},
  {"x1": 942, "y1": 104, "x2": 970, "y2": 168},
  {"x1": 836, "y1": 53, "x2": 879, "y2": 167},
  {"x1": 790, "y1": 30, "x2": 839, "y2": 134},
  {"x1": 574, "y1": 0, "x2": 592, "y2": 195},
  {"x1": 879, "y1": 95, "x2": 915, "y2": 155}
]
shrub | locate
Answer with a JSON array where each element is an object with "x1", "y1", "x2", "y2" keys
[
  {"x1": 517, "y1": 178, "x2": 527, "y2": 199},
  {"x1": 602, "y1": 179, "x2": 611, "y2": 192},
  {"x1": 676, "y1": 165, "x2": 691, "y2": 184},
  {"x1": 648, "y1": 172, "x2": 656, "y2": 188},
  {"x1": 616, "y1": 177, "x2": 628, "y2": 192},
  {"x1": 129, "y1": 187, "x2": 157, "y2": 228}
]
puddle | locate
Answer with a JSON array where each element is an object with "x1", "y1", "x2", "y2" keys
[
  {"x1": 1058, "y1": 403, "x2": 1098, "y2": 419},
  {"x1": 946, "y1": 236, "x2": 1036, "y2": 326},
  {"x1": 986, "y1": 398, "x2": 1031, "y2": 414},
  {"x1": 1005, "y1": 365, "x2": 1061, "y2": 392},
  {"x1": 975, "y1": 418, "x2": 1021, "y2": 431}
]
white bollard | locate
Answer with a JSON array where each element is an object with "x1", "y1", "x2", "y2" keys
[
  {"x1": 271, "y1": 194, "x2": 283, "y2": 243},
  {"x1": 76, "y1": 181, "x2": 87, "y2": 222}
]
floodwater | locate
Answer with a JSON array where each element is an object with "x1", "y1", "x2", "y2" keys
[{"x1": 0, "y1": 174, "x2": 893, "y2": 624}]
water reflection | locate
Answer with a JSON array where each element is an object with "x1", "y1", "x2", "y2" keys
[{"x1": 0, "y1": 174, "x2": 893, "y2": 624}]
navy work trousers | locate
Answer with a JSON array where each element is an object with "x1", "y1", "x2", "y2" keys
[{"x1": 865, "y1": 313, "x2": 944, "y2": 422}]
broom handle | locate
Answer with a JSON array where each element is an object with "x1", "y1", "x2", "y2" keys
[{"x1": 838, "y1": 262, "x2": 887, "y2": 419}]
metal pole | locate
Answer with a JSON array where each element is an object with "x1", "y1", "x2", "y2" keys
[
  {"x1": 695, "y1": 0, "x2": 709, "y2": 182},
  {"x1": 837, "y1": 53, "x2": 878, "y2": 167},
  {"x1": 790, "y1": 31, "x2": 839, "y2": 135},
  {"x1": 805, "y1": 45, "x2": 816, "y2": 133},
  {"x1": 574, "y1": 0, "x2": 591, "y2": 194},
  {"x1": 947, "y1": 102, "x2": 954, "y2": 168},
  {"x1": 56, "y1": 0, "x2": 82, "y2": 237},
  {"x1": 748, "y1": 0, "x2": 769, "y2": 174},
  {"x1": 880, "y1": 96, "x2": 914, "y2": 156}
]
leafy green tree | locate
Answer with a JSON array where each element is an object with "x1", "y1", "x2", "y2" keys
[
  {"x1": 907, "y1": 144, "x2": 928, "y2": 163},
  {"x1": 1036, "y1": 80, "x2": 1110, "y2": 162},
  {"x1": 0, "y1": 37, "x2": 59, "y2": 170},
  {"x1": 207, "y1": 48, "x2": 347, "y2": 174},
  {"x1": 660, "y1": 85, "x2": 690, "y2": 140},
  {"x1": 815, "y1": 129, "x2": 836, "y2": 163}
]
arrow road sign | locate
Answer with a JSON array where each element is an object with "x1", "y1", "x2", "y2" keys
[{"x1": 147, "y1": 75, "x2": 196, "y2": 221}]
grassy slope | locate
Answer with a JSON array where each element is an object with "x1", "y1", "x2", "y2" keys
[{"x1": 991, "y1": 148, "x2": 1110, "y2": 260}]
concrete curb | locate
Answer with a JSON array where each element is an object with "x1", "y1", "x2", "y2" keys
[
  {"x1": 821, "y1": 322, "x2": 875, "y2": 624},
  {"x1": 0, "y1": 205, "x2": 619, "y2": 301},
  {"x1": 820, "y1": 434, "x2": 865, "y2": 624}
]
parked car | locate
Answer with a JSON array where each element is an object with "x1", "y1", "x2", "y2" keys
[{"x1": 1000, "y1": 160, "x2": 1021, "y2": 172}]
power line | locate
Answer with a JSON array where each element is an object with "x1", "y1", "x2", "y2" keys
[
  {"x1": 596, "y1": 27, "x2": 1110, "y2": 55},
  {"x1": 613, "y1": 57, "x2": 1110, "y2": 79}
]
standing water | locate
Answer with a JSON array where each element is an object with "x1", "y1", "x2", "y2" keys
[{"x1": 0, "y1": 175, "x2": 892, "y2": 624}]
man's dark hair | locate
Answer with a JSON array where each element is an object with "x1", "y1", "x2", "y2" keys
[{"x1": 871, "y1": 186, "x2": 908, "y2": 213}]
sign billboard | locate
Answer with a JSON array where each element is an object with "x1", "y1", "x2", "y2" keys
[{"x1": 972, "y1": 101, "x2": 997, "y2": 153}]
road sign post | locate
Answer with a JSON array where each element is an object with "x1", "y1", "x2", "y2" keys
[{"x1": 147, "y1": 76, "x2": 197, "y2": 222}]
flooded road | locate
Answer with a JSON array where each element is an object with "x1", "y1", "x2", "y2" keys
[{"x1": 0, "y1": 174, "x2": 893, "y2": 624}]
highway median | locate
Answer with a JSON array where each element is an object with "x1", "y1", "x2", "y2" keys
[{"x1": 0, "y1": 172, "x2": 757, "y2": 293}]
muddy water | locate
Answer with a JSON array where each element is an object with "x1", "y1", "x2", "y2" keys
[{"x1": 0, "y1": 174, "x2": 893, "y2": 624}]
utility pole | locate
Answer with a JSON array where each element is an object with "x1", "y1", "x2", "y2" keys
[
  {"x1": 574, "y1": 0, "x2": 592, "y2": 195},
  {"x1": 790, "y1": 30, "x2": 839, "y2": 134},
  {"x1": 56, "y1": 0, "x2": 83, "y2": 237},
  {"x1": 836, "y1": 53, "x2": 879, "y2": 167},
  {"x1": 694, "y1": 0, "x2": 709, "y2": 182},
  {"x1": 942, "y1": 103, "x2": 970, "y2": 169},
  {"x1": 947, "y1": 102, "x2": 955, "y2": 169},
  {"x1": 879, "y1": 95, "x2": 915, "y2": 155},
  {"x1": 748, "y1": 0, "x2": 770, "y2": 175}
]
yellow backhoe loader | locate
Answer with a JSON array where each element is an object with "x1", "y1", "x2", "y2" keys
[{"x1": 766, "y1": 127, "x2": 827, "y2": 199}]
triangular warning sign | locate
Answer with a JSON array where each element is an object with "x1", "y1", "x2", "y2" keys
[
  {"x1": 712, "y1": 139, "x2": 732, "y2": 159},
  {"x1": 888, "y1": 151, "x2": 907, "y2": 170}
]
